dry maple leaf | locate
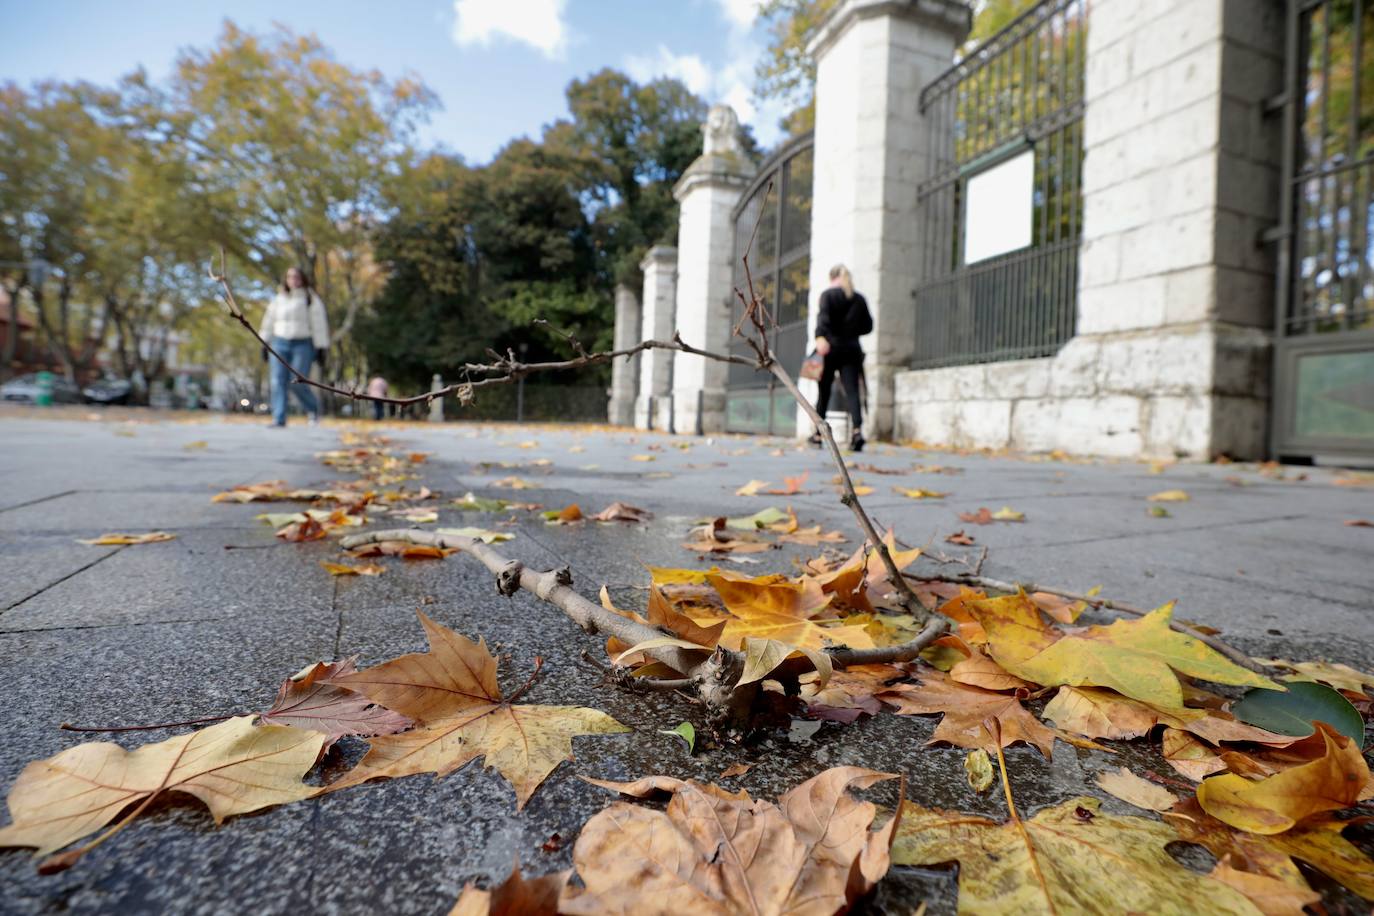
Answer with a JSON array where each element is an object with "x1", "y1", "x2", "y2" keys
[
  {"x1": 878, "y1": 668, "x2": 1068, "y2": 758},
  {"x1": 968, "y1": 592, "x2": 1278, "y2": 708},
  {"x1": 1196, "y1": 723, "x2": 1369, "y2": 835},
  {"x1": 705, "y1": 572, "x2": 873, "y2": 652},
  {"x1": 1095, "y1": 767, "x2": 1178, "y2": 812},
  {"x1": 802, "y1": 663, "x2": 905, "y2": 722},
  {"x1": 77, "y1": 531, "x2": 176, "y2": 546},
  {"x1": 277, "y1": 516, "x2": 327, "y2": 542},
  {"x1": 1041, "y1": 686, "x2": 1295, "y2": 748},
  {"x1": 893, "y1": 796, "x2": 1258, "y2": 915},
  {"x1": 211, "y1": 480, "x2": 289, "y2": 503},
  {"x1": 777, "y1": 525, "x2": 847, "y2": 546},
  {"x1": 1256, "y1": 658, "x2": 1374, "y2": 696},
  {"x1": 562, "y1": 767, "x2": 900, "y2": 915},
  {"x1": 895, "y1": 487, "x2": 947, "y2": 499},
  {"x1": 261, "y1": 658, "x2": 412, "y2": 747},
  {"x1": 347, "y1": 540, "x2": 453, "y2": 559},
  {"x1": 734, "y1": 479, "x2": 769, "y2": 496},
  {"x1": 762, "y1": 471, "x2": 809, "y2": 495},
  {"x1": 591, "y1": 502, "x2": 652, "y2": 523},
  {"x1": 326, "y1": 613, "x2": 629, "y2": 808},
  {"x1": 1165, "y1": 796, "x2": 1374, "y2": 905},
  {"x1": 945, "y1": 530, "x2": 976, "y2": 546},
  {"x1": 0, "y1": 716, "x2": 324, "y2": 871},
  {"x1": 1162, "y1": 727, "x2": 1229, "y2": 781},
  {"x1": 449, "y1": 861, "x2": 568, "y2": 916}
]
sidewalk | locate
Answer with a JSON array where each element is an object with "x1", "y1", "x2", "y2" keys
[{"x1": 1, "y1": 411, "x2": 1371, "y2": 913}]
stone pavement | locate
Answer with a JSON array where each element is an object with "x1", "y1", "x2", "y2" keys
[{"x1": 0, "y1": 409, "x2": 1371, "y2": 914}]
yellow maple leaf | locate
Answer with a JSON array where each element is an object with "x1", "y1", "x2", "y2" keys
[
  {"x1": 879, "y1": 668, "x2": 1067, "y2": 758},
  {"x1": 1148, "y1": 489, "x2": 1191, "y2": 502},
  {"x1": 968, "y1": 592, "x2": 1278, "y2": 708},
  {"x1": 893, "y1": 796, "x2": 1258, "y2": 915},
  {"x1": 0, "y1": 717, "x2": 323, "y2": 869},
  {"x1": 894, "y1": 487, "x2": 947, "y2": 499},
  {"x1": 327, "y1": 613, "x2": 628, "y2": 808},
  {"x1": 704, "y1": 573, "x2": 871, "y2": 652},
  {"x1": 1196, "y1": 724, "x2": 1369, "y2": 835},
  {"x1": 76, "y1": 531, "x2": 176, "y2": 546}
]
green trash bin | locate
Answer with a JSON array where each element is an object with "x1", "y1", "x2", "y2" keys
[{"x1": 34, "y1": 371, "x2": 54, "y2": 407}]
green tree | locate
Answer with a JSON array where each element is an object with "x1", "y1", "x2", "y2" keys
[{"x1": 147, "y1": 21, "x2": 436, "y2": 352}]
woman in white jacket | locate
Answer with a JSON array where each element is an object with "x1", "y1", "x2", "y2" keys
[{"x1": 259, "y1": 266, "x2": 330, "y2": 427}]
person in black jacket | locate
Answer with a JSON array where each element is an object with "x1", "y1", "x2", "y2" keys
[{"x1": 811, "y1": 264, "x2": 872, "y2": 451}]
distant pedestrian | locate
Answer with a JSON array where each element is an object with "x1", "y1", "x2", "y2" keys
[
  {"x1": 260, "y1": 266, "x2": 329, "y2": 427},
  {"x1": 367, "y1": 375, "x2": 388, "y2": 421},
  {"x1": 810, "y1": 264, "x2": 872, "y2": 452}
]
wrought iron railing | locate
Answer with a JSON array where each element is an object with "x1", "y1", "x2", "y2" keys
[{"x1": 912, "y1": 0, "x2": 1086, "y2": 370}]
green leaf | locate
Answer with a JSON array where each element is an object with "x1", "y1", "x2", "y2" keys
[
  {"x1": 726, "y1": 507, "x2": 788, "y2": 530},
  {"x1": 660, "y1": 721, "x2": 695, "y2": 754},
  {"x1": 434, "y1": 527, "x2": 514, "y2": 544},
  {"x1": 1231, "y1": 682, "x2": 1365, "y2": 748},
  {"x1": 452, "y1": 493, "x2": 508, "y2": 512}
]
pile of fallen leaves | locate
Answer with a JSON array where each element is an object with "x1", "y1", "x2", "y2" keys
[{"x1": 13, "y1": 428, "x2": 1373, "y2": 913}]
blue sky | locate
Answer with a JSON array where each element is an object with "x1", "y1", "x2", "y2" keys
[{"x1": 0, "y1": 0, "x2": 785, "y2": 164}]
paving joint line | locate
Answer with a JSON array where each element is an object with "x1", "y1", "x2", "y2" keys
[
  {"x1": 0, "y1": 489, "x2": 78, "y2": 514},
  {"x1": 2, "y1": 547, "x2": 124, "y2": 614}
]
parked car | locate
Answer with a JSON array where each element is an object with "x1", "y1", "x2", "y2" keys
[
  {"x1": 0, "y1": 372, "x2": 83, "y2": 404},
  {"x1": 82, "y1": 377, "x2": 133, "y2": 405}
]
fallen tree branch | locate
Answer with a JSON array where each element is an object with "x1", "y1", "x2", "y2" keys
[
  {"x1": 910, "y1": 571, "x2": 1271, "y2": 675},
  {"x1": 340, "y1": 528, "x2": 950, "y2": 725}
]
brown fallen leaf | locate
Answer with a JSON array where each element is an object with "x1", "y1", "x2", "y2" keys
[
  {"x1": 262, "y1": 658, "x2": 412, "y2": 747},
  {"x1": 878, "y1": 668, "x2": 1066, "y2": 758},
  {"x1": 893, "y1": 796, "x2": 1258, "y2": 915},
  {"x1": 77, "y1": 531, "x2": 177, "y2": 546},
  {"x1": 450, "y1": 861, "x2": 568, "y2": 916},
  {"x1": 277, "y1": 516, "x2": 327, "y2": 542},
  {"x1": 211, "y1": 480, "x2": 289, "y2": 503},
  {"x1": 326, "y1": 613, "x2": 628, "y2": 808},
  {"x1": 347, "y1": 541, "x2": 453, "y2": 560},
  {"x1": 590, "y1": 502, "x2": 652, "y2": 523},
  {"x1": 1209, "y1": 855, "x2": 1320, "y2": 916},
  {"x1": 1257, "y1": 657, "x2": 1374, "y2": 695},
  {"x1": 561, "y1": 767, "x2": 899, "y2": 915},
  {"x1": 762, "y1": 471, "x2": 809, "y2": 495},
  {"x1": 1162, "y1": 727, "x2": 1229, "y2": 781},
  {"x1": 0, "y1": 716, "x2": 324, "y2": 871},
  {"x1": 321, "y1": 560, "x2": 386, "y2": 577},
  {"x1": 1196, "y1": 723, "x2": 1369, "y2": 834},
  {"x1": 704, "y1": 572, "x2": 872, "y2": 652},
  {"x1": 945, "y1": 530, "x2": 976, "y2": 546},
  {"x1": 543, "y1": 504, "x2": 583, "y2": 524},
  {"x1": 1165, "y1": 796, "x2": 1374, "y2": 905},
  {"x1": 777, "y1": 525, "x2": 847, "y2": 546},
  {"x1": 720, "y1": 763, "x2": 752, "y2": 778},
  {"x1": 1095, "y1": 766, "x2": 1178, "y2": 812},
  {"x1": 1345, "y1": 518, "x2": 1373, "y2": 527},
  {"x1": 968, "y1": 593, "x2": 1277, "y2": 708}
]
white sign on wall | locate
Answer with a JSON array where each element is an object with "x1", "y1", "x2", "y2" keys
[{"x1": 963, "y1": 148, "x2": 1035, "y2": 264}]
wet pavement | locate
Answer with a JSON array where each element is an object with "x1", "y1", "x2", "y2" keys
[{"x1": 0, "y1": 408, "x2": 1371, "y2": 914}]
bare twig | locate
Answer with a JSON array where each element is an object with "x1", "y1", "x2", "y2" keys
[{"x1": 208, "y1": 250, "x2": 751, "y2": 408}]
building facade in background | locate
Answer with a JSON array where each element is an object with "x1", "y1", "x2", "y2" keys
[{"x1": 615, "y1": 0, "x2": 1373, "y2": 463}]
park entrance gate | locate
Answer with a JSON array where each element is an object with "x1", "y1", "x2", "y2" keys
[{"x1": 1271, "y1": 0, "x2": 1374, "y2": 461}]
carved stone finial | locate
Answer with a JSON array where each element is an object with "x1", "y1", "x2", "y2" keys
[{"x1": 702, "y1": 103, "x2": 743, "y2": 156}]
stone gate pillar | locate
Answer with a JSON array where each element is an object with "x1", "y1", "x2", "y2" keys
[
  {"x1": 671, "y1": 104, "x2": 755, "y2": 435},
  {"x1": 1066, "y1": 0, "x2": 1283, "y2": 459},
  {"x1": 634, "y1": 246, "x2": 677, "y2": 430},
  {"x1": 607, "y1": 283, "x2": 640, "y2": 426},
  {"x1": 806, "y1": 0, "x2": 970, "y2": 439}
]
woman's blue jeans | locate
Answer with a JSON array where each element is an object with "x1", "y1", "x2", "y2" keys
[{"x1": 269, "y1": 337, "x2": 319, "y2": 426}]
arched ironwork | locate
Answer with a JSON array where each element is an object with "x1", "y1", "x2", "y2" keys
[{"x1": 726, "y1": 131, "x2": 814, "y2": 435}]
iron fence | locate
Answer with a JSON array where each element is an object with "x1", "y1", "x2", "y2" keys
[{"x1": 912, "y1": 0, "x2": 1086, "y2": 370}]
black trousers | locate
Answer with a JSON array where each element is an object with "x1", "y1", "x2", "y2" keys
[{"x1": 815, "y1": 355, "x2": 863, "y2": 429}]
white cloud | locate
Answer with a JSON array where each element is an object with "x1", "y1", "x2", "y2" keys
[
  {"x1": 451, "y1": 0, "x2": 568, "y2": 58},
  {"x1": 625, "y1": 46, "x2": 713, "y2": 95},
  {"x1": 713, "y1": 0, "x2": 760, "y2": 32}
]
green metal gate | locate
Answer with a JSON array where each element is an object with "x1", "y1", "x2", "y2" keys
[
  {"x1": 1272, "y1": 0, "x2": 1374, "y2": 460},
  {"x1": 912, "y1": 0, "x2": 1086, "y2": 369},
  {"x1": 724, "y1": 133, "x2": 813, "y2": 436}
]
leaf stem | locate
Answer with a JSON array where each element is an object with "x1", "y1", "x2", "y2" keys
[
  {"x1": 504, "y1": 656, "x2": 545, "y2": 705},
  {"x1": 60, "y1": 713, "x2": 235, "y2": 733}
]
